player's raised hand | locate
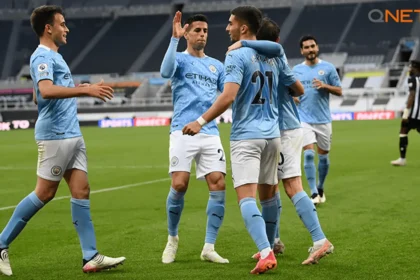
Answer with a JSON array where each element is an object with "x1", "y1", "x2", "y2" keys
[
  {"x1": 182, "y1": 121, "x2": 201, "y2": 136},
  {"x1": 312, "y1": 78, "x2": 324, "y2": 89},
  {"x1": 85, "y1": 81, "x2": 114, "y2": 102},
  {"x1": 173, "y1": 11, "x2": 189, "y2": 39},
  {"x1": 226, "y1": 41, "x2": 243, "y2": 54}
]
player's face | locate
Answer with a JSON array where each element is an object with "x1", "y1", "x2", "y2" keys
[
  {"x1": 226, "y1": 15, "x2": 241, "y2": 43},
  {"x1": 185, "y1": 21, "x2": 208, "y2": 51},
  {"x1": 47, "y1": 13, "x2": 69, "y2": 46},
  {"x1": 300, "y1": 40, "x2": 319, "y2": 61}
]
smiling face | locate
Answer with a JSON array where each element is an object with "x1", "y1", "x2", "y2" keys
[
  {"x1": 46, "y1": 13, "x2": 69, "y2": 46},
  {"x1": 184, "y1": 21, "x2": 208, "y2": 51},
  {"x1": 300, "y1": 39, "x2": 319, "y2": 61}
]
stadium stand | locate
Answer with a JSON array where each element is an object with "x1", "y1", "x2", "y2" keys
[{"x1": 0, "y1": 0, "x2": 419, "y2": 121}]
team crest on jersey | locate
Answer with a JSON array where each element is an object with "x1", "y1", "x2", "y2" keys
[
  {"x1": 318, "y1": 70, "x2": 325, "y2": 76},
  {"x1": 171, "y1": 156, "x2": 179, "y2": 167},
  {"x1": 38, "y1": 63, "x2": 48, "y2": 72},
  {"x1": 51, "y1": 166, "x2": 62, "y2": 176},
  {"x1": 209, "y1": 65, "x2": 217, "y2": 73}
]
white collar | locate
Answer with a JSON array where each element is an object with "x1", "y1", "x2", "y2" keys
[{"x1": 38, "y1": 44, "x2": 51, "y2": 51}]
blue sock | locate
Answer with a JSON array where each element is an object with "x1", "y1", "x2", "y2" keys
[
  {"x1": 261, "y1": 194, "x2": 280, "y2": 248},
  {"x1": 304, "y1": 150, "x2": 318, "y2": 195},
  {"x1": 239, "y1": 197, "x2": 270, "y2": 251},
  {"x1": 292, "y1": 191, "x2": 325, "y2": 242},
  {"x1": 275, "y1": 192, "x2": 281, "y2": 240},
  {"x1": 205, "y1": 191, "x2": 225, "y2": 244},
  {"x1": 71, "y1": 198, "x2": 98, "y2": 261},
  {"x1": 0, "y1": 192, "x2": 44, "y2": 248},
  {"x1": 166, "y1": 187, "x2": 185, "y2": 237},
  {"x1": 318, "y1": 154, "x2": 330, "y2": 190}
]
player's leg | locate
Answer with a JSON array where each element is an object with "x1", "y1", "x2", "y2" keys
[
  {"x1": 0, "y1": 139, "x2": 65, "y2": 276},
  {"x1": 257, "y1": 138, "x2": 281, "y2": 252},
  {"x1": 65, "y1": 137, "x2": 125, "y2": 273},
  {"x1": 231, "y1": 139, "x2": 276, "y2": 274},
  {"x1": 196, "y1": 135, "x2": 228, "y2": 263},
  {"x1": 391, "y1": 119, "x2": 411, "y2": 166},
  {"x1": 314, "y1": 123, "x2": 332, "y2": 203},
  {"x1": 282, "y1": 176, "x2": 333, "y2": 264},
  {"x1": 163, "y1": 131, "x2": 196, "y2": 263},
  {"x1": 302, "y1": 123, "x2": 318, "y2": 202}
]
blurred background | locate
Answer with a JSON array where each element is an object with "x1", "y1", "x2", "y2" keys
[{"x1": 0, "y1": 0, "x2": 419, "y2": 128}]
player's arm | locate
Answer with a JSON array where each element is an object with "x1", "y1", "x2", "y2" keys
[
  {"x1": 160, "y1": 11, "x2": 189, "y2": 78},
  {"x1": 314, "y1": 66, "x2": 342, "y2": 96},
  {"x1": 289, "y1": 80, "x2": 304, "y2": 97},
  {"x1": 33, "y1": 88, "x2": 37, "y2": 105},
  {"x1": 38, "y1": 80, "x2": 114, "y2": 101},
  {"x1": 279, "y1": 57, "x2": 304, "y2": 97},
  {"x1": 403, "y1": 76, "x2": 417, "y2": 119},
  {"x1": 227, "y1": 40, "x2": 282, "y2": 58}
]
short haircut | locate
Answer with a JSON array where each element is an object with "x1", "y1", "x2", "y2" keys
[
  {"x1": 30, "y1": 5, "x2": 64, "y2": 37},
  {"x1": 185, "y1": 14, "x2": 208, "y2": 27},
  {"x1": 299, "y1": 35, "x2": 318, "y2": 48},
  {"x1": 256, "y1": 17, "x2": 280, "y2": 42},
  {"x1": 230, "y1": 6, "x2": 263, "y2": 35}
]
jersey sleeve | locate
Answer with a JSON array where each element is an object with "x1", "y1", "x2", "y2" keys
[
  {"x1": 327, "y1": 65, "x2": 342, "y2": 87},
  {"x1": 241, "y1": 40, "x2": 282, "y2": 58},
  {"x1": 408, "y1": 75, "x2": 417, "y2": 91},
  {"x1": 224, "y1": 51, "x2": 244, "y2": 86},
  {"x1": 160, "y1": 37, "x2": 180, "y2": 78},
  {"x1": 278, "y1": 57, "x2": 296, "y2": 87},
  {"x1": 31, "y1": 55, "x2": 54, "y2": 84}
]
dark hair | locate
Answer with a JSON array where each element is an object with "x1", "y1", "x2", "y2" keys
[
  {"x1": 256, "y1": 17, "x2": 280, "y2": 42},
  {"x1": 231, "y1": 6, "x2": 262, "y2": 35},
  {"x1": 30, "y1": 5, "x2": 64, "y2": 37},
  {"x1": 410, "y1": 60, "x2": 420, "y2": 71},
  {"x1": 185, "y1": 14, "x2": 208, "y2": 27},
  {"x1": 299, "y1": 35, "x2": 318, "y2": 48}
]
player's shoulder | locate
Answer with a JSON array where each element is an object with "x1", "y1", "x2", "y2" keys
[
  {"x1": 292, "y1": 62, "x2": 306, "y2": 72},
  {"x1": 319, "y1": 60, "x2": 336, "y2": 71}
]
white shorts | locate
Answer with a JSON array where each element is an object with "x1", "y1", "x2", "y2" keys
[
  {"x1": 302, "y1": 122, "x2": 332, "y2": 151},
  {"x1": 230, "y1": 138, "x2": 281, "y2": 188},
  {"x1": 36, "y1": 136, "x2": 87, "y2": 182},
  {"x1": 169, "y1": 130, "x2": 226, "y2": 180},
  {"x1": 278, "y1": 128, "x2": 303, "y2": 180}
]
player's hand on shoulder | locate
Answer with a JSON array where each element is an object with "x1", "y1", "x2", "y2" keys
[
  {"x1": 312, "y1": 78, "x2": 324, "y2": 89},
  {"x1": 182, "y1": 121, "x2": 202, "y2": 136},
  {"x1": 226, "y1": 41, "x2": 243, "y2": 54},
  {"x1": 172, "y1": 11, "x2": 189, "y2": 39},
  {"x1": 85, "y1": 80, "x2": 114, "y2": 102}
]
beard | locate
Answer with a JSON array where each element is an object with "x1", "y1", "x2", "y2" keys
[
  {"x1": 306, "y1": 51, "x2": 318, "y2": 61},
  {"x1": 193, "y1": 42, "x2": 205, "y2": 51}
]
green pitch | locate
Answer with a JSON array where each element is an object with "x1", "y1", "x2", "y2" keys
[{"x1": 0, "y1": 120, "x2": 419, "y2": 280}]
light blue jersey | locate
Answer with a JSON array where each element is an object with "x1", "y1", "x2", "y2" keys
[
  {"x1": 240, "y1": 40, "x2": 301, "y2": 130},
  {"x1": 30, "y1": 45, "x2": 81, "y2": 141},
  {"x1": 224, "y1": 47, "x2": 282, "y2": 141},
  {"x1": 293, "y1": 60, "x2": 341, "y2": 124},
  {"x1": 161, "y1": 37, "x2": 224, "y2": 136}
]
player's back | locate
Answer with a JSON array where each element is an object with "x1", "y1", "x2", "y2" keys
[
  {"x1": 225, "y1": 47, "x2": 280, "y2": 140},
  {"x1": 293, "y1": 60, "x2": 338, "y2": 124},
  {"x1": 276, "y1": 53, "x2": 301, "y2": 131},
  {"x1": 30, "y1": 46, "x2": 81, "y2": 141},
  {"x1": 170, "y1": 52, "x2": 224, "y2": 136}
]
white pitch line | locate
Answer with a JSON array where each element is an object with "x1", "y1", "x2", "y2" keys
[{"x1": 0, "y1": 177, "x2": 171, "y2": 211}]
